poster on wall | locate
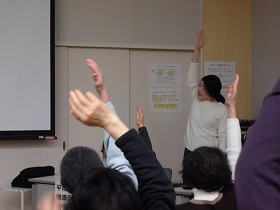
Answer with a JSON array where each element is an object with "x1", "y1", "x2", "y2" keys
[
  {"x1": 149, "y1": 64, "x2": 181, "y2": 87},
  {"x1": 149, "y1": 64, "x2": 182, "y2": 113},
  {"x1": 204, "y1": 61, "x2": 235, "y2": 98},
  {"x1": 149, "y1": 88, "x2": 181, "y2": 113}
]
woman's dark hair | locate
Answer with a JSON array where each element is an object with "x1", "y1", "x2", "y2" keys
[
  {"x1": 69, "y1": 167, "x2": 141, "y2": 210},
  {"x1": 201, "y1": 75, "x2": 225, "y2": 104},
  {"x1": 181, "y1": 146, "x2": 232, "y2": 192}
]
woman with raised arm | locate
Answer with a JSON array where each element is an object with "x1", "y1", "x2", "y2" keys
[{"x1": 183, "y1": 29, "x2": 227, "y2": 163}]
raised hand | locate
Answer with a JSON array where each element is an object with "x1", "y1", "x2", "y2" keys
[
  {"x1": 192, "y1": 29, "x2": 206, "y2": 63},
  {"x1": 86, "y1": 59, "x2": 104, "y2": 92},
  {"x1": 69, "y1": 89, "x2": 128, "y2": 140},
  {"x1": 227, "y1": 74, "x2": 239, "y2": 106},
  {"x1": 195, "y1": 29, "x2": 206, "y2": 50},
  {"x1": 136, "y1": 106, "x2": 145, "y2": 128},
  {"x1": 69, "y1": 90, "x2": 110, "y2": 126},
  {"x1": 86, "y1": 59, "x2": 109, "y2": 103},
  {"x1": 226, "y1": 74, "x2": 240, "y2": 118}
]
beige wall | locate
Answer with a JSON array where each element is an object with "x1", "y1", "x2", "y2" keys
[{"x1": 203, "y1": 0, "x2": 252, "y2": 119}]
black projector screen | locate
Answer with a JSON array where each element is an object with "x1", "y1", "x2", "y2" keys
[{"x1": 0, "y1": 0, "x2": 55, "y2": 140}]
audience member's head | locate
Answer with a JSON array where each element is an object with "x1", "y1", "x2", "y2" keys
[
  {"x1": 68, "y1": 167, "x2": 141, "y2": 210},
  {"x1": 60, "y1": 146, "x2": 104, "y2": 193},
  {"x1": 181, "y1": 146, "x2": 232, "y2": 192},
  {"x1": 201, "y1": 75, "x2": 225, "y2": 104}
]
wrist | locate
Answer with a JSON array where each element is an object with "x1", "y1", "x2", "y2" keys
[
  {"x1": 137, "y1": 123, "x2": 144, "y2": 128},
  {"x1": 98, "y1": 88, "x2": 110, "y2": 103},
  {"x1": 194, "y1": 47, "x2": 201, "y2": 53},
  {"x1": 227, "y1": 105, "x2": 237, "y2": 118},
  {"x1": 104, "y1": 114, "x2": 129, "y2": 140}
]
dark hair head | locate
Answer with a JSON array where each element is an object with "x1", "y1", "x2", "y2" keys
[
  {"x1": 70, "y1": 167, "x2": 141, "y2": 210},
  {"x1": 181, "y1": 146, "x2": 232, "y2": 192},
  {"x1": 60, "y1": 146, "x2": 104, "y2": 193},
  {"x1": 201, "y1": 75, "x2": 225, "y2": 104}
]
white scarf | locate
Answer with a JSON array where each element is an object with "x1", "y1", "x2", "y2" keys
[{"x1": 192, "y1": 188, "x2": 219, "y2": 201}]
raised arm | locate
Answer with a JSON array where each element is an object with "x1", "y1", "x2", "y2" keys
[
  {"x1": 136, "y1": 105, "x2": 154, "y2": 152},
  {"x1": 192, "y1": 29, "x2": 206, "y2": 63},
  {"x1": 136, "y1": 105, "x2": 145, "y2": 128},
  {"x1": 69, "y1": 90, "x2": 127, "y2": 140},
  {"x1": 86, "y1": 59, "x2": 138, "y2": 189},
  {"x1": 187, "y1": 29, "x2": 207, "y2": 90},
  {"x1": 69, "y1": 90, "x2": 176, "y2": 210},
  {"x1": 226, "y1": 74, "x2": 239, "y2": 118},
  {"x1": 225, "y1": 74, "x2": 242, "y2": 181},
  {"x1": 86, "y1": 59, "x2": 109, "y2": 103}
]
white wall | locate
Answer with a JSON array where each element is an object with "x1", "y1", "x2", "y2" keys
[
  {"x1": 129, "y1": 50, "x2": 192, "y2": 181},
  {"x1": 57, "y1": 0, "x2": 200, "y2": 47},
  {"x1": 66, "y1": 48, "x2": 130, "y2": 150}
]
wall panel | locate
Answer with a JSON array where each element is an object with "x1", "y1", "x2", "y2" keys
[{"x1": 129, "y1": 50, "x2": 193, "y2": 182}]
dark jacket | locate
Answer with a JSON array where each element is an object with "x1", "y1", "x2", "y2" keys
[{"x1": 116, "y1": 129, "x2": 176, "y2": 210}]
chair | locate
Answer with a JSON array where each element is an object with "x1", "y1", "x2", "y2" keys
[{"x1": 163, "y1": 168, "x2": 172, "y2": 181}]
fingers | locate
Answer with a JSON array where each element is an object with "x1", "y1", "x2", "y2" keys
[
  {"x1": 136, "y1": 105, "x2": 143, "y2": 116},
  {"x1": 85, "y1": 91, "x2": 99, "y2": 102},
  {"x1": 136, "y1": 105, "x2": 144, "y2": 127},
  {"x1": 226, "y1": 74, "x2": 240, "y2": 106},
  {"x1": 232, "y1": 74, "x2": 240, "y2": 92},
  {"x1": 136, "y1": 106, "x2": 140, "y2": 118},
  {"x1": 69, "y1": 89, "x2": 107, "y2": 127},
  {"x1": 69, "y1": 90, "x2": 87, "y2": 121},
  {"x1": 69, "y1": 90, "x2": 97, "y2": 123},
  {"x1": 198, "y1": 29, "x2": 204, "y2": 38},
  {"x1": 86, "y1": 59, "x2": 103, "y2": 79},
  {"x1": 86, "y1": 59, "x2": 104, "y2": 89},
  {"x1": 195, "y1": 29, "x2": 206, "y2": 49},
  {"x1": 230, "y1": 74, "x2": 239, "y2": 97},
  {"x1": 228, "y1": 74, "x2": 239, "y2": 93},
  {"x1": 86, "y1": 59, "x2": 98, "y2": 74}
]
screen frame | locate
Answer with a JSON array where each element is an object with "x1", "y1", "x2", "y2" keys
[{"x1": 0, "y1": 0, "x2": 56, "y2": 140}]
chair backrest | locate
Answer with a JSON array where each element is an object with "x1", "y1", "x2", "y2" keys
[{"x1": 163, "y1": 168, "x2": 172, "y2": 181}]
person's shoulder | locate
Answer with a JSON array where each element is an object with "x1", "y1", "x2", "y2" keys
[
  {"x1": 216, "y1": 102, "x2": 227, "y2": 110},
  {"x1": 206, "y1": 101, "x2": 227, "y2": 110},
  {"x1": 217, "y1": 101, "x2": 227, "y2": 106},
  {"x1": 213, "y1": 103, "x2": 228, "y2": 118}
]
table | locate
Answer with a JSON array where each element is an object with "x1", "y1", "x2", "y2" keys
[
  {"x1": 174, "y1": 187, "x2": 193, "y2": 205},
  {"x1": 29, "y1": 175, "x2": 58, "y2": 210},
  {"x1": 28, "y1": 175, "x2": 193, "y2": 207},
  {"x1": 0, "y1": 187, "x2": 32, "y2": 210}
]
